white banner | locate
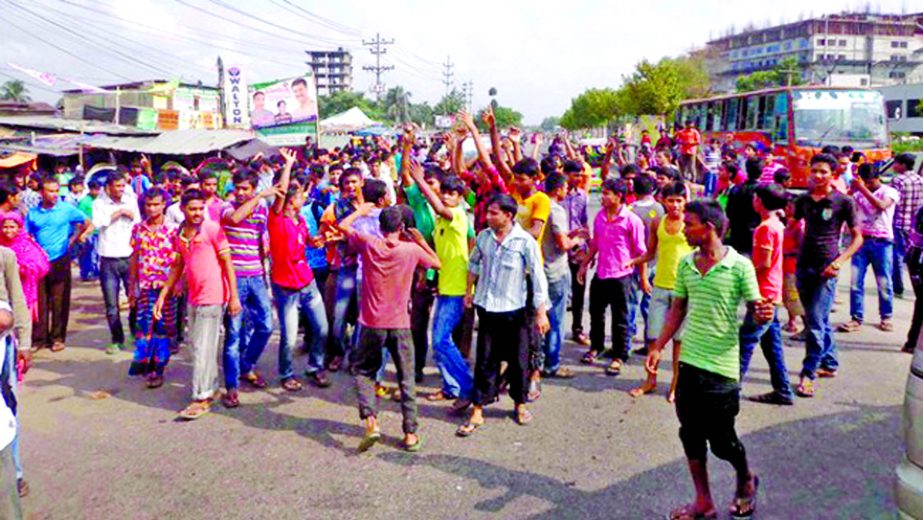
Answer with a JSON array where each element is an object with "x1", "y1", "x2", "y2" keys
[{"x1": 222, "y1": 65, "x2": 250, "y2": 129}]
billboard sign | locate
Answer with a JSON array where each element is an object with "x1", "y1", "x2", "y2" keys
[
  {"x1": 222, "y1": 65, "x2": 250, "y2": 129},
  {"x1": 249, "y1": 74, "x2": 318, "y2": 144}
]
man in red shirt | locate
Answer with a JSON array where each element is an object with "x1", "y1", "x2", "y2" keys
[
  {"x1": 676, "y1": 121, "x2": 702, "y2": 182},
  {"x1": 339, "y1": 203, "x2": 440, "y2": 453},
  {"x1": 268, "y1": 148, "x2": 330, "y2": 392},
  {"x1": 154, "y1": 188, "x2": 241, "y2": 420}
]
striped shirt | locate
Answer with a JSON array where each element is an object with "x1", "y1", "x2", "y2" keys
[
  {"x1": 890, "y1": 172, "x2": 923, "y2": 233},
  {"x1": 220, "y1": 202, "x2": 267, "y2": 278},
  {"x1": 469, "y1": 223, "x2": 548, "y2": 313},
  {"x1": 673, "y1": 247, "x2": 761, "y2": 381}
]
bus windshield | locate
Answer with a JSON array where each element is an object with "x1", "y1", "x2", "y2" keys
[{"x1": 793, "y1": 89, "x2": 888, "y2": 149}]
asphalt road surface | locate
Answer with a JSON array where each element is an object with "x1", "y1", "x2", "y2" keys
[{"x1": 18, "y1": 267, "x2": 911, "y2": 519}]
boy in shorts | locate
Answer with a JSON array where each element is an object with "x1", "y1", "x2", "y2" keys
[{"x1": 626, "y1": 182, "x2": 691, "y2": 401}]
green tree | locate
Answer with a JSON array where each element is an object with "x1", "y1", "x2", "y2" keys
[
  {"x1": 383, "y1": 86, "x2": 411, "y2": 124},
  {"x1": 434, "y1": 88, "x2": 465, "y2": 116},
  {"x1": 736, "y1": 57, "x2": 804, "y2": 92},
  {"x1": 563, "y1": 88, "x2": 625, "y2": 129},
  {"x1": 539, "y1": 116, "x2": 560, "y2": 131},
  {"x1": 620, "y1": 59, "x2": 685, "y2": 118},
  {"x1": 408, "y1": 101, "x2": 434, "y2": 127},
  {"x1": 317, "y1": 90, "x2": 385, "y2": 120},
  {"x1": 0, "y1": 80, "x2": 30, "y2": 103}
]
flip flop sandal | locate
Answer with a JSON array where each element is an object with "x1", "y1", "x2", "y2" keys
[
  {"x1": 580, "y1": 350, "x2": 598, "y2": 365},
  {"x1": 221, "y1": 392, "x2": 240, "y2": 409},
  {"x1": 146, "y1": 374, "x2": 164, "y2": 389},
  {"x1": 426, "y1": 391, "x2": 454, "y2": 402},
  {"x1": 241, "y1": 372, "x2": 268, "y2": 389},
  {"x1": 816, "y1": 368, "x2": 837, "y2": 378},
  {"x1": 543, "y1": 367, "x2": 576, "y2": 379},
  {"x1": 669, "y1": 504, "x2": 718, "y2": 520},
  {"x1": 357, "y1": 429, "x2": 381, "y2": 453},
  {"x1": 878, "y1": 321, "x2": 894, "y2": 332},
  {"x1": 605, "y1": 360, "x2": 623, "y2": 376},
  {"x1": 515, "y1": 408, "x2": 533, "y2": 426},
  {"x1": 455, "y1": 421, "x2": 483, "y2": 437},
  {"x1": 402, "y1": 435, "x2": 423, "y2": 453},
  {"x1": 837, "y1": 320, "x2": 862, "y2": 333},
  {"x1": 281, "y1": 378, "x2": 304, "y2": 392},
  {"x1": 730, "y1": 475, "x2": 759, "y2": 519},
  {"x1": 795, "y1": 381, "x2": 815, "y2": 398},
  {"x1": 526, "y1": 380, "x2": 542, "y2": 402},
  {"x1": 178, "y1": 400, "x2": 211, "y2": 420}
]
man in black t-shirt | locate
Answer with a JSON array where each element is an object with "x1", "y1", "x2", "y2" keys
[
  {"x1": 725, "y1": 157, "x2": 763, "y2": 256},
  {"x1": 790, "y1": 154, "x2": 862, "y2": 398}
]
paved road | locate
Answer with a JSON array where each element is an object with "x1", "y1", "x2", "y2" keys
[{"x1": 17, "y1": 266, "x2": 911, "y2": 519}]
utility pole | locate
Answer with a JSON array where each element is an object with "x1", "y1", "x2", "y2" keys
[
  {"x1": 442, "y1": 56, "x2": 454, "y2": 98},
  {"x1": 362, "y1": 32, "x2": 394, "y2": 101},
  {"x1": 462, "y1": 80, "x2": 473, "y2": 112}
]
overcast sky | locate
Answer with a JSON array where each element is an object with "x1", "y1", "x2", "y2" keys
[{"x1": 0, "y1": 0, "x2": 915, "y2": 124}]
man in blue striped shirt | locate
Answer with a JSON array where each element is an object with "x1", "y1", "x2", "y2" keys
[{"x1": 457, "y1": 194, "x2": 549, "y2": 436}]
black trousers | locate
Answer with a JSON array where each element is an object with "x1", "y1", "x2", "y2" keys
[
  {"x1": 472, "y1": 307, "x2": 530, "y2": 406},
  {"x1": 906, "y1": 262, "x2": 923, "y2": 351},
  {"x1": 589, "y1": 275, "x2": 632, "y2": 360},
  {"x1": 569, "y1": 261, "x2": 587, "y2": 334},
  {"x1": 410, "y1": 271, "x2": 436, "y2": 377},
  {"x1": 34, "y1": 255, "x2": 72, "y2": 348},
  {"x1": 675, "y1": 363, "x2": 748, "y2": 468}
]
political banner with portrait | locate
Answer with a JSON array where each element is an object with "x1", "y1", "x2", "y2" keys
[{"x1": 248, "y1": 75, "x2": 318, "y2": 129}]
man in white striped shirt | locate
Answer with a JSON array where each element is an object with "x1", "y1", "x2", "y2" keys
[{"x1": 457, "y1": 194, "x2": 549, "y2": 436}]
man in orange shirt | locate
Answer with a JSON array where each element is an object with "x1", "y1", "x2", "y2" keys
[{"x1": 676, "y1": 121, "x2": 702, "y2": 182}]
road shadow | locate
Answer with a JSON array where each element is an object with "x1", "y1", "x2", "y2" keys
[{"x1": 378, "y1": 403, "x2": 901, "y2": 519}]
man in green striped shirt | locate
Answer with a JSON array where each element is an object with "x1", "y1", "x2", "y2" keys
[{"x1": 646, "y1": 199, "x2": 773, "y2": 520}]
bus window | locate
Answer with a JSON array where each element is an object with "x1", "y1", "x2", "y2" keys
[
  {"x1": 737, "y1": 98, "x2": 749, "y2": 130},
  {"x1": 774, "y1": 92, "x2": 789, "y2": 143},
  {"x1": 697, "y1": 104, "x2": 707, "y2": 130},
  {"x1": 763, "y1": 95, "x2": 776, "y2": 129},
  {"x1": 719, "y1": 99, "x2": 729, "y2": 131},
  {"x1": 728, "y1": 98, "x2": 739, "y2": 131},
  {"x1": 746, "y1": 97, "x2": 759, "y2": 129}
]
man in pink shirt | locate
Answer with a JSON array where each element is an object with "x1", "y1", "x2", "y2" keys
[
  {"x1": 577, "y1": 178, "x2": 647, "y2": 376},
  {"x1": 339, "y1": 203, "x2": 440, "y2": 453},
  {"x1": 154, "y1": 188, "x2": 241, "y2": 420},
  {"x1": 739, "y1": 184, "x2": 793, "y2": 405}
]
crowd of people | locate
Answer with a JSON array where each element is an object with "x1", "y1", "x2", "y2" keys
[{"x1": 0, "y1": 112, "x2": 919, "y2": 519}]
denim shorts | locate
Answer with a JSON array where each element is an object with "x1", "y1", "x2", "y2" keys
[{"x1": 646, "y1": 286, "x2": 684, "y2": 343}]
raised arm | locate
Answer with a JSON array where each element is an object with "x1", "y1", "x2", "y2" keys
[
  {"x1": 400, "y1": 125, "x2": 416, "y2": 188},
  {"x1": 338, "y1": 202, "x2": 374, "y2": 236},
  {"x1": 457, "y1": 109, "x2": 493, "y2": 172},
  {"x1": 530, "y1": 133, "x2": 543, "y2": 161},
  {"x1": 225, "y1": 185, "x2": 282, "y2": 225},
  {"x1": 409, "y1": 160, "x2": 453, "y2": 220},
  {"x1": 271, "y1": 147, "x2": 297, "y2": 215},
  {"x1": 509, "y1": 127, "x2": 524, "y2": 163}
]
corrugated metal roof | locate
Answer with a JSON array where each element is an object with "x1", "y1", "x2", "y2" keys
[
  {"x1": 0, "y1": 116, "x2": 158, "y2": 136},
  {"x1": 89, "y1": 129, "x2": 261, "y2": 155}
]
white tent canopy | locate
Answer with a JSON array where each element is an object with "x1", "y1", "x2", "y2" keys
[{"x1": 319, "y1": 107, "x2": 378, "y2": 134}]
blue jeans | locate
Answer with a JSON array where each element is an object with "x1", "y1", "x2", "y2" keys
[
  {"x1": 331, "y1": 265, "x2": 358, "y2": 358},
  {"x1": 223, "y1": 276, "x2": 273, "y2": 389},
  {"x1": 627, "y1": 268, "x2": 654, "y2": 350},
  {"x1": 100, "y1": 256, "x2": 130, "y2": 345},
  {"x1": 432, "y1": 296, "x2": 473, "y2": 399},
  {"x1": 2, "y1": 339, "x2": 20, "y2": 479},
  {"x1": 797, "y1": 269, "x2": 838, "y2": 379},
  {"x1": 849, "y1": 238, "x2": 893, "y2": 322},
  {"x1": 273, "y1": 280, "x2": 328, "y2": 380},
  {"x1": 893, "y1": 228, "x2": 907, "y2": 296},
  {"x1": 78, "y1": 234, "x2": 99, "y2": 281},
  {"x1": 543, "y1": 273, "x2": 571, "y2": 373},
  {"x1": 739, "y1": 307, "x2": 793, "y2": 399}
]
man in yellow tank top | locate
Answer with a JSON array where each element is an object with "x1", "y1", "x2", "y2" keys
[{"x1": 625, "y1": 181, "x2": 692, "y2": 401}]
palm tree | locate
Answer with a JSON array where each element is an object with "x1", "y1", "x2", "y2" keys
[
  {"x1": 0, "y1": 80, "x2": 31, "y2": 103},
  {"x1": 383, "y1": 86, "x2": 411, "y2": 124}
]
